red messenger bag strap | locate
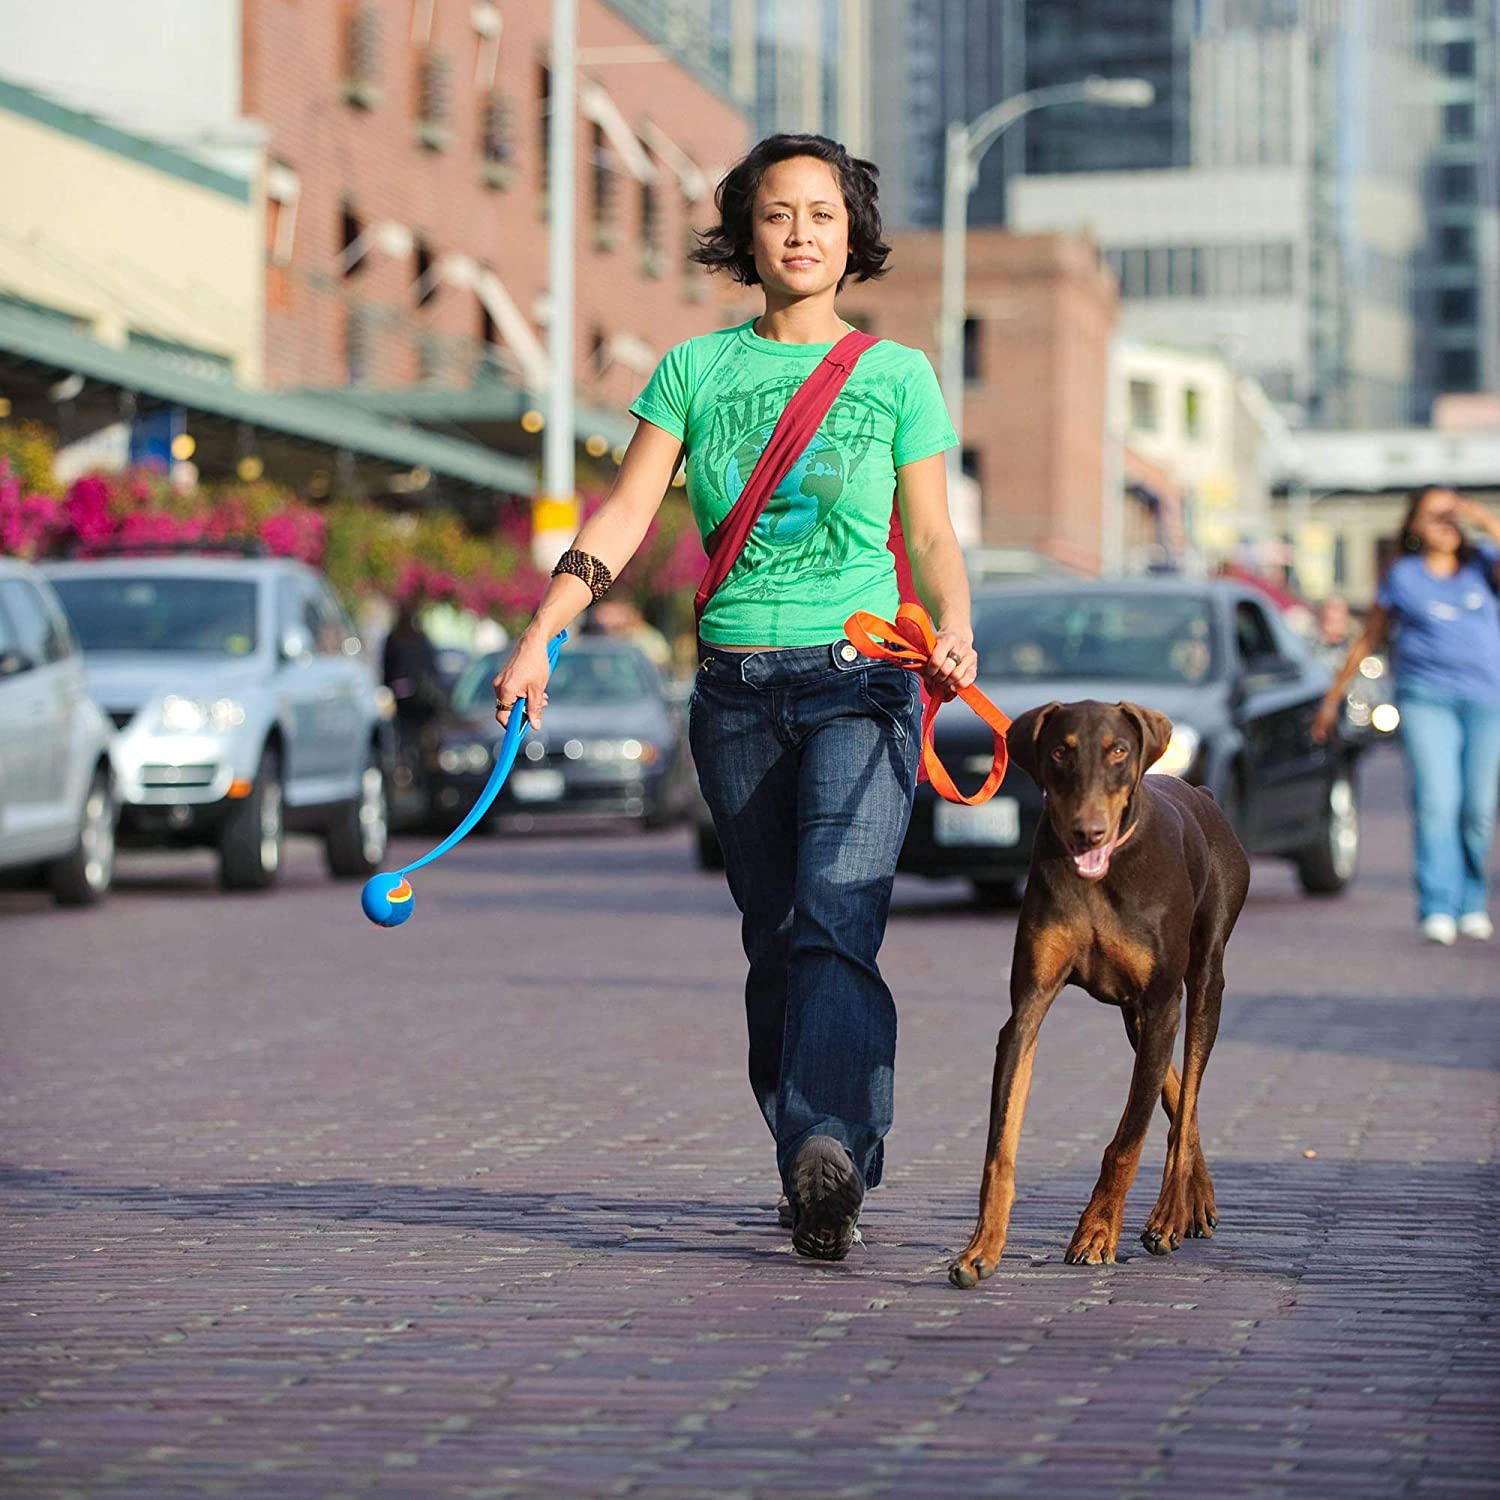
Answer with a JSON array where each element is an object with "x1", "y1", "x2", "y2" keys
[{"x1": 693, "y1": 328, "x2": 880, "y2": 625}]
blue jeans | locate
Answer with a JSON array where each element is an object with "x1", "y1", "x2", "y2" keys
[
  {"x1": 1396, "y1": 688, "x2": 1500, "y2": 921},
  {"x1": 690, "y1": 640, "x2": 920, "y2": 1192}
]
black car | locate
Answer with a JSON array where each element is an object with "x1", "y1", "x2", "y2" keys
[
  {"x1": 427, "y1": 638, "x2": 693, "y2": 828},
  {"x1": 900, "y1": 580, "x2": 1363, "y2": 904}
]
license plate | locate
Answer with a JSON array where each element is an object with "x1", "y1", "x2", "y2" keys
[
  {"x1": 510, "y1": 768, "x2": 564, "y2": 803},
  {"x1": 933, "y1": 797, "x2": 1020, "y2": 847}
]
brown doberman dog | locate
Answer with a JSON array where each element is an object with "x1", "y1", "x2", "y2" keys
[{"x1": 949, "y1": 700, "x2": 1250, "y2": 1289}]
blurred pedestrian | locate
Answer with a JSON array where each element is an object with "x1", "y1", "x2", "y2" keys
[
  {"x1": 492, "y1": 133, "x2": 973, "y2": 1259},
  {"x1": 1314, "y1": 487, "x2": 1500, "y2": 944},
  {"x1": 382, "y1": 603, "x2": 441, "y2": 767},
  {"x1": 1315, "y1": 594, "x2": 1352, "y2": 654},
  {"x1": 590, "y1": 597, "x2": 673, "y2": 672}
]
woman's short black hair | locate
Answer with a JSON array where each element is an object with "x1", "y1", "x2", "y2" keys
[{"x1": 691, "y1": 133, "x2": 891, "y2": 290}]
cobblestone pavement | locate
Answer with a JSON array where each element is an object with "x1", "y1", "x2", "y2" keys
[{"x1": 2, "y1": 747, "x2": 1497, "y2": 1498}]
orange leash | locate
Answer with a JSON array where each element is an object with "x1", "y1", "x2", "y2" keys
[{"x1": 845, "y1": 603, "x2": 1011, "y2": 806}]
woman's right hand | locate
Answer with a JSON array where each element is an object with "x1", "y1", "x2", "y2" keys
[
  {"x1": 493, "y1": 635, "x2": 552, "y2": 730},
  {"x1": 1311, "y1": 694, "x2": 1341, "y2": 745}
]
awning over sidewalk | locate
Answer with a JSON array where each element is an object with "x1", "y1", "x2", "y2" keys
[{"x1": 0, "y1": 301, "x2": 537, "y2": 496}]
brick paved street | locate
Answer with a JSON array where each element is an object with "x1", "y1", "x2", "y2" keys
[{"x1": 2, "y1": 746, "x2": 1497, "y2": 1498}]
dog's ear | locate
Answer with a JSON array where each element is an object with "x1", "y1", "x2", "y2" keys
[
  {"x1": 1006, "y1": 701, "x2": 1061, "y2": 782},
  {"x1": 1118, "y1": 701, "x2": 1173, "y2": 776}
]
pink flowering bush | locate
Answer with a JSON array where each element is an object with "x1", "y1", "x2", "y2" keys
[{"x1": 0, "y1": 423, "x2": 703, "y2": 640}]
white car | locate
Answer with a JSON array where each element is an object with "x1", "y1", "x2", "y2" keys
[
  {"x1": 0, "y1": 558, "x2": 116, "y2": 904},
  {"x1": 42, "y1": 551, "x2": 390, "y2": 891}
]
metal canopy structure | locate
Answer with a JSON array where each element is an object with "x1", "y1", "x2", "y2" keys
[{"x1": 0, "y1": 301, "x2": 537, "y2": 499}]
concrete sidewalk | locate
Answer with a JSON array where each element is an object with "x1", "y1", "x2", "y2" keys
[{"x1": 2, "y1": 748, "x2": 1497, "y2": 1497}]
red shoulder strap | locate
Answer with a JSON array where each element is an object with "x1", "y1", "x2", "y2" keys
[{"x1": 694, "y1": 329, "x2": 880, "y2": 624}]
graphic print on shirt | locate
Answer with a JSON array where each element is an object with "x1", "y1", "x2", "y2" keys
[{"x1": 698, "y1": 373, "x2": 882, "y2": 601}]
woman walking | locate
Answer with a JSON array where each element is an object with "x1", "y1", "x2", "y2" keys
[
  {"x1": 492, "y1": 134, "x2": 973, "y2": 1258},
  {"x1": 1314, "y1": 486, "x2": 1500, "y2": 944}
]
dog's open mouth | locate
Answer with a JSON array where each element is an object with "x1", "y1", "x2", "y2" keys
[{"x1": 1070, "y1": 825, "x2": 1132, "y2": 881}]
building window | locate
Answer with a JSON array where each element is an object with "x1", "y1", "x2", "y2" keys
[
  {"x1": 339, "y1": 203, "x2": 365, "y2": 277},
  {"x1": 1439, "y1": 287, "x2": 1476, "y2": 325},
  {"x1": 265, "y1": 161, "x2": 300, "y2": 267},
  {"x1": 1439, "y1": 163, "x2": 1476, "y2": 203},
  {"x1": 1443, "y1": 101, "x2": 1475, "y2": 141},
  {"x1": 413, "y1": 236, "x2": 437, "y2": 306},
  {"x1": 1442, "y1": 40, "x2": 1475, "y2": 77},
  {"x1": 962, "y1": 317, "x2": 982, "y2": 383},
  {"x1": 1128, "y1": 379, "x2": 1158, "y2": 432},
  {"x1": 1440, "y1": 224, "x2": 1475, "y2": 264},
  {"x1": 344, "y1": 304, "x2": 372, "y2": 384},
  {"x1": 1440, "y1": 348, "x2": 1478, "y2": 390},
  {"x1": 640, "y1": 180, "x2": 663, "y2": 275},
  {"x1": 480, "y1": 92, "x2": 514, "y2": 188},
  {"x1": 1168, "y1": 246, "x2": 1204, "y2": 297},
  {"x1": 591, "y1": 123, "x2": 616, "y2": 243},
  {"x1": 1264, "y1": 242, "x2": 1294, "y2": 296},
  {"x1": 1183, "y1": 386, "x2": 1202, "y2": 440},
  {"x1": 341, "y1": 2, "x2": 382, "y2": 109},
  {"x1": 537, "y1": 64, "x2": 551, "y2": 197},
  {"x1": 1332, "y1": 534, "x2": 1347, "y2": 588},
  {"x1": 1442, "y1": 0, "x2": 1473, "y2": 13},
  {"x1": 416, "y1": 50, "x2": 453, "y2": 149}
]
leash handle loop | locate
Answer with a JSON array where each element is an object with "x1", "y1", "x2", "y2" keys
[{"x1": 845, "y1": 604, "x2": 1011, "y2": 806}]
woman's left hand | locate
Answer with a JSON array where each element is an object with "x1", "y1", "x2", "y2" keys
[
  {"x1": 923, "y1": 626, "x2": 978, "y2": 701},
  {"x1": 1455, "y1": 497, "x2": 1500, "y2": 540}
]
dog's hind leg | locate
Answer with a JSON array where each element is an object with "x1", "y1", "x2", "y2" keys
[
  {"x1": 1066, "y1": 982, "x2": 1181, "y2": 1265},
  {"x1": 1141, "y1": 937, "x2": 1226, "y2": 1253},
  {"x1": 1121, "y1": 1006, "x2": 1216, "y2": 1233}
]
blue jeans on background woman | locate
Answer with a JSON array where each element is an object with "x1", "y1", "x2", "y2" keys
[
  {"x1": 690, "y1": 641, "x2": 920, "y2": 1193},
  {"x1": 1396, "y1": 688, "x2": 1500, "y2": 923}
]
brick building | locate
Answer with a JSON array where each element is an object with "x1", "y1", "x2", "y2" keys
[
  {"x1": 843, "y1": 231, "x2": 1118, "y2": 573},
  {"x1": 243, "y1": 0, "x2": 749, "y2": 418}
]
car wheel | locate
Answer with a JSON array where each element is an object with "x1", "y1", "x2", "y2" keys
[
  {"x1": 325, "y1": 751, "x2": 388, "y2": 879},
  {"x1": 220, "y1": 746, "x2": 284, "y2": 890},
  {"x1": 47, "y1": 763, "x2": 116, "y2": 906},
  {"x1": 696, "y1": 820, "x2": 724, "y2": 871},
  {"x1": 1296, "y1": 770, "x2": 1358, "y2": 896},
  {"x1": 971, "y1": 878, "x2": 1024, "y2": 910}
]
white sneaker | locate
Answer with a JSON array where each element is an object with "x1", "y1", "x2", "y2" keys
[
  {"x1": 1458, "y1": 912, "x2": 1494, "y2": 941},
  {"x1": 1421, "y1": 914, "x2": 1458, "y2": 946}
]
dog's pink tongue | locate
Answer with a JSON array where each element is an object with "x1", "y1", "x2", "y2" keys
[{"x1": 1074, "y1": 845, "x2": 1110, "y2": 879}]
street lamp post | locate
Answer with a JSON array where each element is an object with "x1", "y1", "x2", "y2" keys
[
  {"x1": 536, "y1": 0, "x2": 579, "y2": 569},
  {"x1": 938, "y1": 76, "x2": 1154, "y2": 497}
]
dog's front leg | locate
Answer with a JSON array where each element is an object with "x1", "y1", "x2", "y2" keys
[
  {"x1": 949, "y1": 937, "x2": 1070, "y2": 1289},
  {"x1": 1066, "y1": 984, "x2": 1181, "y2": 1265}
]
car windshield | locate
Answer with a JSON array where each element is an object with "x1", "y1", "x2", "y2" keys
[
  {"x1": 973, "y1": 592, "x2": 1218, "y2": 684},
  {"x1": 49, "y1": 575, "x2": 259, "y2": 656},
  {"x1": 453, "y1": 648, "x2": 656, "y2": 716}
]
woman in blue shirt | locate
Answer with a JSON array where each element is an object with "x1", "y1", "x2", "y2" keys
[{"x1": 1315, "y1": 487, "x2": 1500, "y2": 944}]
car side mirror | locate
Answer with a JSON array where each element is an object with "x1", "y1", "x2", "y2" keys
[
  {"x1": 0, "y1": 649, "x2": 36, "y2": 679},
  {"x1": 279, "y1": 628, "x2": 311, "y2": 664}
]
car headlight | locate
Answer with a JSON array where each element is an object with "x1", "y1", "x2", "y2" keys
[
  {"x1": 438, "y1": 743, "x2": 492, "y2": 773},
  {"x1": 583, "y1": 738, "x2": 659, "y2": 765},
  {"x1": 159, "y1": 695, "x2": 246, "y2": 734},
  {"x1": 1145, "y1": 725, "x2": 1200, "y2": 778}
]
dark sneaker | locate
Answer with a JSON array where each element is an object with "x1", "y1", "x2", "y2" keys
[
  {"x1": 776, "y1": 1195, "x2": 793, "y2": 1230},
  {"x1": 789, "y1": 1136, "x2": 864, "y2": 1262}
]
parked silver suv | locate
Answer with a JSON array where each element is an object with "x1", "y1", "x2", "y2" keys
[
  {"x1": 0, "y1": 558, "x2": 116, "y2": 903},
  {"x1": 41, "y1": 550, "x2": 390, "y2": 890}
]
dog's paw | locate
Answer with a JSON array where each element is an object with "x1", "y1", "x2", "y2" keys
[
  {"x1": 1186, "y1": 1167, "x2": 1218, "y2": 1239},
  {"x1": 948, "y1": 1239, "x2": 1004, "y2": 1289},
  {"x1": 1064, "y1": 1215, "x2": 1118, "y2": 1265}
]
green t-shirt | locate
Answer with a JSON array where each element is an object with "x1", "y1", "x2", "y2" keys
[{"x1": 630, "y1": 320, "x2": 957, "y2": 646}]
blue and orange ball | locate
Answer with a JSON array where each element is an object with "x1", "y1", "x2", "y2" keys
[{"x1": 361, "y1": 873, "x2": 415, "y2": 928}]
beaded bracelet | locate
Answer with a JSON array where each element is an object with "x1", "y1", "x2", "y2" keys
[{"x1": 552, "y1": 548, "x2": 614, "y2": 604}]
